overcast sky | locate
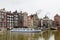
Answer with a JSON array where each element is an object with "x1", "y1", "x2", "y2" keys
[{"x1": 0, "y1": 0, "x2": 60, "y2": 20}]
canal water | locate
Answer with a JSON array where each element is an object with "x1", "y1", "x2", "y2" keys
[{"x1": 0, "y1": 30, "x2": 60, "y2": 40}]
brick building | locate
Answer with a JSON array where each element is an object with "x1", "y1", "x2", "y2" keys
[
  {"x1": 0, "y1": 8, "x2": 15, "y2": 29},
  {"x1": 54, "y1": 14, "x2": 60, "y2": 27},
  {"x1": 27, "y1": 16, "x2": 33, "y2": 28},
  {"x1": 0, "y1": 8, "x2": 7, "y2": 28},
  {"x1": 22, "y1": 12, "x2": 28, "y2": 27}
]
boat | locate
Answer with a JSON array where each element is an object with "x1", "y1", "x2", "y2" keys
[
  {"x1": 10, "y1": 28, "x2": 41, "y2": 33},
  {"x1": 50, "y1": 28, "x2": 56, "y2": 30}
]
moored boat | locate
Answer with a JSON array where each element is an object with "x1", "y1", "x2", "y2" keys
[{"x1": 10, "y1": 28, "x2": 41, "y2": 33}]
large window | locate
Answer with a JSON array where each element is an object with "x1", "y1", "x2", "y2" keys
[{"x1": 14, "y1": 15, "x2": 18, "y2": 17}]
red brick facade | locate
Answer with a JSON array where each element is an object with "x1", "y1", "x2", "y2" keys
[{"x1": 54, "y1": 14, "x2": 60, "y2": 27}]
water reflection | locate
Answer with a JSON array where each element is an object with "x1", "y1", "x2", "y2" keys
[
  {"x1": 0, "y1": 30, "x2": 60, "y2": 40},
  {"x1": 11, "y1": 32, "x2": 41, "y2": 40},
  {"x1": 42, "y1": 30, "x2": 54, "y2": 40},
  {"x1": 54, "y1": 30, "x2": 60, "y2": 40}
]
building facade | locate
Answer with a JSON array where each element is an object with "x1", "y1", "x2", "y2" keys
[
  {"x1": 0, "y1": 8, "x2": 14, "y2": 28},
  {"x1": 54, "y1": 14, "x2": 60, "y2": 27},
  {"x1": 30, "y1": 13, "x2": 39, "y2": 28},
  {"x1": 38, "y1": 16, "x2": 53, "y2": 28},
  {"x1": 6, "y1": 11, "x2": 14, "y2": 29},
  {"x1": 0, "y1": 9, "x2": 40, "y2": 28},
  {"x1": 18, "y1": 11, "x2": 23, "y2": 28},
  {"x1": 22, "y1": 12, "x2": 28, "y2": 27},
  {"x1": 13, "y1": 11, "x2": 19, "y2": 28},
  {"x1": 27, "y1": 16, "x2": 33, "y2": 28},
  {"x1": 38, "y1": 19, "x2": 43, "y2": 27},
  {"x1": 0, "y1": 8, "x2": 7, "y2": 28}
]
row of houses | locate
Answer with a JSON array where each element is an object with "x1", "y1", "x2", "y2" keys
[
  {"x1": 38, "y1": 16, "x2": 53, "y2": 28},
  {"x1": 38, "y1": 14, "x2": 60, "y2": 29},
  {"x1": 0, "y1": 8, "x2": 39, "y2": 29},
  {"x1": 0, "y1": 8, "x2": 60, "y2": 29}
]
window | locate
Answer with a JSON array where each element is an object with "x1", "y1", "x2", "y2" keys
[
  {"x1": 56, "y1": 24, "x2": 59, "y2": 26},
  {"x1": 1, "y1": 15, "x2": 4, "y2": 18},
  {"x1": 14, "y1": 15, "x2": 18, "y2": 17}
]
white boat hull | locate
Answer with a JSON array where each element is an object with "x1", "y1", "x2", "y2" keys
[
  {"x1": 10, "y1": 28, "x2": 41, "y2": 33},
  {"x1": 11, "y1": 30, "x2": 41, "y2": 33}
]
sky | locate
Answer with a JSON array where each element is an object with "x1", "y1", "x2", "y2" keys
[{"x1": 0, "y1": 0, "x2": 60, "y2": 20}]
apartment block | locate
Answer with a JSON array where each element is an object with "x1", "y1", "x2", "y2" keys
[
  {"x1": 6, "y1": 11, "x2": 14, "y2": 29},
  {"x1": 0, "y1": 8, "x2": 7, "y2": 28}
]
